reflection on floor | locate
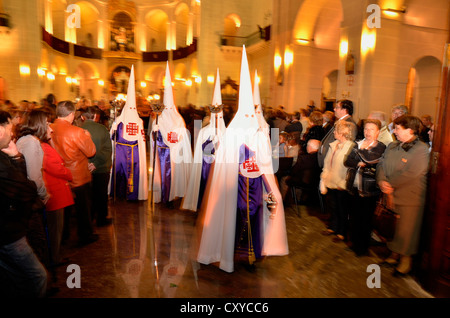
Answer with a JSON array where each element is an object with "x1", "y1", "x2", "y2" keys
[{"x1": 50, "y1": 197, "x2": 434, "y2": 298}]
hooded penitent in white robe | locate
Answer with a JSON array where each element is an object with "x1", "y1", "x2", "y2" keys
[
  {"x1": 149, "y1": 62, "x2": 192, "y2": 203},
  {"x1": 196, "y1": 46, "x2": 289, "y2": 273},
  {"x1": 181, "y1": 68, "x2": 226, "y2": 211},
  {"x1": 110, "y1": 65, "x2": 148, "y2": 200}
]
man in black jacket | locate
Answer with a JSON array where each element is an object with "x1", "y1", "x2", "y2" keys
[
  {"x1": 317, "y1": 99, "x2": 356, "y2": 168},
  {"x1": 0, "y1": 110, "x2": 47, "y2": 297}
]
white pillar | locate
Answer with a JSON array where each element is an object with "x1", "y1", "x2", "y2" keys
[{"x1": 45, "y1": 0, "x2": 53, "y2": 34}]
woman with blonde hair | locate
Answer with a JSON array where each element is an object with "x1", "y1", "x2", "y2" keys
[{"x1": 320, "y1": 120, "x2": 357, "y2": 242}]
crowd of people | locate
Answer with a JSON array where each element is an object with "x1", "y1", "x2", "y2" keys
[
  {"x1": 273, "y1": 100, "x2": 431, "y2": 278},
  {"x1": 0, "y1": 92, "x2": 434, "y2": 296},
  {"x1": 0, "y1": 95, "x2": 113, "y2": 297}
]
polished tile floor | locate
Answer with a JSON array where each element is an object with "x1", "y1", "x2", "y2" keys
[{"x1": 49, "y1": 195, "x2": 434, "y2": 299}]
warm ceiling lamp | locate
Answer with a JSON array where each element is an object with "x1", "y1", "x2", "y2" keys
[
  {"x1": 295, "y1": 38, "x2": 313, "y2": 45},
  {"x1": 382, "y1": 8, "x2": 406, "y2": 17}
]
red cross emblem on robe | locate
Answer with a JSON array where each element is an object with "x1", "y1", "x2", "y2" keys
[
  {"x1": 126, "y1": 122, "x2": 138, "y2": 136},
  {"x1": 243, "y1": 156, "x2": 260, "y2": 173},
  {"x1": 168, "y1": 132, "x2": 178, "y2": 143},
  {"x1": 240, "y1": 155, "x2": 262, "y2": 178}
]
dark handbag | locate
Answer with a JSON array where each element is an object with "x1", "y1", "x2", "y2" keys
[
  {"x1": 345, "y1": 167, "x2": 357, "y2": 194},
  {"x1": 372, "y1": 194, "x2": 399, "y2": 242},
  {"x1": 359, "y1": 165, "x2": 380, "y2": 197}
]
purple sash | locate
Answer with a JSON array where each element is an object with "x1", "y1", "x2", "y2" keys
[
  {"x1": 156, "y1": 131, "x2": 171, "y2": 203},
  {"x1": 235, "y1": 144, "x2": 264, "y2": 260}
]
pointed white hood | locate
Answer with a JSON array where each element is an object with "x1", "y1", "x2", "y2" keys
[
  {"x1": 115, "y1": 65, "x2": 141, "y2": 141},
  {"x1": 227, "y1": 45, "x2": 259, "y2": 132},
  {"x1": 207, "y1": 68, "x2": 226, "y2": 137},
  {"x1": 157, "y1": 62, "x2": 186, "y2": 141}
]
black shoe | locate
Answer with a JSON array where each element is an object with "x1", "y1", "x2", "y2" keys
[
  {"x1": 97, "y1": 218, "x2": 113, "y2": 227},
  {"x1": 77, "y1": 234, "x2": 99, "y2": 247}
]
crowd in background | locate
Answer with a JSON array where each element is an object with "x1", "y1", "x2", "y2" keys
[{"x1": 0, "y1": 93, "x2": 434, "y2": 297}]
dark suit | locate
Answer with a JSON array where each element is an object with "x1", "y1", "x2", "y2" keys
[{"x1": 317, "y1": 115, "x2": 355, "y2": 168}]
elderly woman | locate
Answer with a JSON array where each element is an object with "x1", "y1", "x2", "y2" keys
[
  {"x1": 345, "y1": 119, "x2": 386, "y2": 256},
  {"x1": 376, "y1": 115, "x2": 429, "y2": 276},
  {"x1": 320, "y1": 120, "x2": 357, "y2": 243}
]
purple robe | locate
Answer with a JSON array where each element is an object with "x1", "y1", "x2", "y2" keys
[
  {"x1": 235, "y1": 144, "x2": 270, "y2": 260},
  {"x1": 156, "y1": 131, "x2": 171, "y2": 203},
  {"x1": 111, "y1": 122, "x2": 140, "y2": 200}
]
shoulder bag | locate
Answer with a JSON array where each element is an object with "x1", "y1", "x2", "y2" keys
[{"x1": 372, "y1": 193, "x2": 399, "y2": 242}]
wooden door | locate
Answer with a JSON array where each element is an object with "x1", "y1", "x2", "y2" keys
[{"x1": 418, "y1": 42, "x2": 450, "y2": 298}]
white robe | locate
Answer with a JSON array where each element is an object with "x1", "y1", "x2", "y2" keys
[
  {"x1": 196, "y1": 127, "x2": 289, "y2": 273},
  {"x1": 181, "y1": 112, "x2": 226, "y2": 211}
]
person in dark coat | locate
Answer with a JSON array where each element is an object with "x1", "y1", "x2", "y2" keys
[
  {"x1": 376, "y1": 115, "x2": 429, "y2": 276},
  {"x1": 345, "y1": 119, "x2": 386, "y2": 256},
  {"x1": 81, "y1": 107, "x2": 113, "y2": 227},
  {"x1": 0, "y1": 110, "x2": 48, "y2": 297}
]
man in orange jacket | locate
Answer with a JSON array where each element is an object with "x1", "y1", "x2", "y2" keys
[{"x1": 50, "y1": 101, "x2": 98, "y2": 247}]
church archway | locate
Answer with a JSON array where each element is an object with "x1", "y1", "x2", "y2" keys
[
  {"x1": 407, "y1": 55, "x2": 442, "y2": 120},
  {"x1": 145, "y1": 9, "x2": 168, "y2": 52},
  {"x1": 75, "y1": 1, "x2": 100, "y2": 47},
  {"x1": 74, "y1": 62, "x2": 98, "y2": 100}
]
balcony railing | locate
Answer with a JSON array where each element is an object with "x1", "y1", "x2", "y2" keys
[{"x1": 220, "y1": 25, "x2": 271, "y2": 47}]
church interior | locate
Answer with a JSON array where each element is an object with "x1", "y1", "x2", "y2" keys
[{"x1": 0, "y1": 0, "x2": 450, "y2": 301}]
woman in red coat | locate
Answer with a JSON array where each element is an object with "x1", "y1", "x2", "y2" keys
[{"x1": 38, "y1": 111, "x2": 74, "y2": 266}]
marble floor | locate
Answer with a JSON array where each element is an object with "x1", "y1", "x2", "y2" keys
[{"x1": 49, "y1": 195, "x2": 434, "y2": 299}]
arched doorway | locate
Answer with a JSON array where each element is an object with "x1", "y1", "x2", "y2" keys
[
  {"x1": 223, "y1": 14, "x2": 241, "y2": 46},
  {"x1": 406, "y1": 56, "x2": 442, "y2": 121},
  {"x1": 322, "y1": 69, "x2": 338, "y2": 111},
  {"x1": 145, "y1": 10, "x2": 168, "y2": 52},
  {"x1": 175, "y1": 3, "x2": 189, "y2": 48},
  {"x1": 74, "y1": 62, "x2": 98, "y2": 101},
  {"x1": 75, "y1": 1, "x2": 100, "y2": 47}
]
